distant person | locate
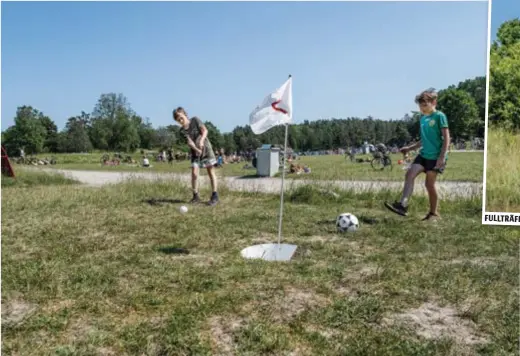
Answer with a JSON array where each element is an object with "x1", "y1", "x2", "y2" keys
[
  {"x1": 217, "y1": 154, "x2": 224, "y2": 167},
  {"x1": 376, "y1": 143, "x2": 387, "y2": 155},
  {"x1": 385, "y1": 88, "x2": 450, "y2": 221},
  {"x1": 173, "y1": 107, "x2": 219, "y2": 206},
  {"x1": 142, "y1": 156, "x2": 150, "y2": 168}
]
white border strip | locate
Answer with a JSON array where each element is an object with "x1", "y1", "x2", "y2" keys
[
  {"x1": 0, "y1": 0, "x2": 491, "y2": 2},
  {"x1": 481, "y1": 0, "x2": 492, "y2": 224},
  {"x1": 481, "y1": 0, "x2": 519, "y2": 226},
  {"x1": 483, "y1": 212, "x2": 520, "y2": 226}
]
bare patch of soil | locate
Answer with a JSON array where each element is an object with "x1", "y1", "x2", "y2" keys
[
  {"x1": 382, "y1": 302, "x2": 489, "y2": 345},
  {"x1": 2, "y1": 299, "x2": 37, "y2": 328},
  {"x1": 208, "y1": 315, "x2": 247, "y2": 355}
]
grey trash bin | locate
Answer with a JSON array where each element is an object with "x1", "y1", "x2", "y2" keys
[{"x1": 256, "y1": 144, "x2": 280, "y2": 177}]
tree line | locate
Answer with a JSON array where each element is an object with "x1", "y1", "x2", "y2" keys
[
  {"x1": 2, "y1": 76, "x2": 485, "y2": 157},
  {"x1": 488, "y1": 18, "x2": 520, "y2": 130}
]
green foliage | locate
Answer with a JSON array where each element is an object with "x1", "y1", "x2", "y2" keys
[
  {"x1": 2, "y1": 106, "x2": 48, "y2": 156},
  {"x1": 2, "y1": 75, "x2": 486, "y2": 155},
  {"x1": 437, "y1": 87, "x2": 480, "y2": 140},
  {"x1": 153, "y1": 127, "x2": 176, "y2": 150},
  {"x1": 204, "y1": 121, "x2": 224, "y2": 149},
  {"x1": 489, "y1": 18, "x2": 520, "y2": 130},
  {"x1": 59, "y1": 114, "x2": 93, "y2": 153}
]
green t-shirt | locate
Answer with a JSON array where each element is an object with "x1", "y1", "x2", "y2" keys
[{"x1": 419, "y1": 111, "x2": 449, "y2": 160}]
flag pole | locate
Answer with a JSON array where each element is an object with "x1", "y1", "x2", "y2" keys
[{"x1": 277, "y1": 74, "x2": 291, "y2": 248}]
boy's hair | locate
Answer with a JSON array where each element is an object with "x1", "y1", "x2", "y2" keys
[
  {"x1": 173, "y1": 107, "x2": 188, "y2": 121},
  {"x1": 415, "y1": 88, "x2": 438, "y2": 104}
]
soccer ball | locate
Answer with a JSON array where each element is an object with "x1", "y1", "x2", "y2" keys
[{"x1": 336, "y1": 213, "x2": 359, "y2": 233}]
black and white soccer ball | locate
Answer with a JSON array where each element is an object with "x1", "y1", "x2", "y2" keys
[{"x1": 336, "y1": 213, "x2": 359, "y2": 233}]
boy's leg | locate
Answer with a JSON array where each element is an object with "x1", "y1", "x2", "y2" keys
[
  {"x1": 206, "y1": 165, "x2": 219, "y2": 205},
  {"x1": 422, "y1": 157, "x2": 446, "y2": 220},
  {"x1": 401, "y1": 163, "x2": 425, "y2": 206},
  {"x1": 424, "y1": 170, "x2": 439, "y2": 218},
  {"x1": 385, "y1": 163, "x2": 424, "y2": 216},
  {"x1": 190, "y1": 163, "x2": 201, "y2": 203}
]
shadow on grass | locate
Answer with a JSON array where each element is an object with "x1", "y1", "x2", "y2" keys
[
  {"x1": 236, "y1": 174, "x2": 260, "y2": 179},
  {"x1": 142, "y1": 198, "x2": 186, "y2": 206},
  {"x1": 157, "y1": 246, "x2": 190, "y2": 255},
  {"x1": 316, "y1": 215, "x2": 381, "y2": 225},
  {"x1": 316, "y1": 219, "x2": 336, "y2": 225},
  {"x1": 358, "y1": 216, "x2": 380, "y2": 225}
]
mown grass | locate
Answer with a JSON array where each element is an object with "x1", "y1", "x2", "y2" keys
[
  {"x1": 43, "y1": 151, "x2": 484, "y2": 182},
  {"x1": 1, "y1": 177, "x2": 517, "y2": 355},
  {"x1": 485, "y1": 128, "x2": 520, "y2": 212},
  {"x1": 1, "y1": 167, "x2": 80, "y2": 188}
]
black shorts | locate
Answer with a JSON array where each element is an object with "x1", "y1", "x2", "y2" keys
[{"x1": 413, "y1": 155, "x2": 446, "y2": 174}]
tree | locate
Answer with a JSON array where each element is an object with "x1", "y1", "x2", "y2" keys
[
  {"x1": 456, "y1": 76, "x2": 486, "y2": 123},
  {"x1": 112, "y1": 111, "x2": 141, "y2": 151},
  {"x1": 38, "y1": 115, "x2": 59, "y2": 152},
  {"x1": 60, "y1": 116, "x2": 93, "y2": 153},
  {"x1": 489, "y1": 19, "x2": 520, "y2": 130},
  {"x1": 89, "y1": 93, "x2": 140, "y2": 151},
  {"x1": 204, "y1": 121, "x2": 224, "y2": 151},
  {"x1": 222, "y1": 133, "x2": 236, "y2": 154},
  {"x1": 495, "y1": 18, "x2": 520, "y2": 48},
  {"x1": 92, "y1": 93, "x2": 134, "y2": 121},
  {"x1": 133, "y1": 116, "x2": 156, "y2": 150},
  {"x1": 153, "y1": 127, "x2": 176, "y2": 149},
  {"x1": 437, "y1": 87, "x2": 480, "y2": 140},
  {"x1": 393, "y1": 121, "x2": 411, "y2": 146},
  {"x1": 2, "y1": 106, "x2": 48, "y2": 156}
]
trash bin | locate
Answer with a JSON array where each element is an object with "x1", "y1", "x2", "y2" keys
[{"x1": 256, "y1": 144, "x2": 280, "y2": 177}]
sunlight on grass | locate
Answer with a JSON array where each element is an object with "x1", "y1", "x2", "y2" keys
[
  {"x1": 1, "y1": 168, "x2": 80, "y2": 188},
  {"x1": 485, "y1": 128, "x2": 520, "y2": 212},
  {"x1": 37, "y1": 151, "x2": 484, "y2": 182}
]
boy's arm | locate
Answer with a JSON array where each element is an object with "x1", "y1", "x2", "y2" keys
[
  {"x1": 198, "y1": 125, "x2": 208, "y2": 149},
  {"x1": 439, "y1": 128, "x2": 450, "y2": 159},
  {"x1": 186, "y1": 137, "x2": 200, "y2": 152},
  {"x1": 402, "y1": 141, "x2": 422, "y2": 153},
  {"x1": 182, "y1": 131, "x2": 201, "y2": 154},
  {"x1": 438, "y1": 113, "x2": 450, "y2": 162},
  {"x1": 194, "y1": 117, "x2": 209, "y2": 149}
]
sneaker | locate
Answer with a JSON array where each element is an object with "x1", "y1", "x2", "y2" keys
[
  {"x1": 421, "y1": 212, "x2": 440, "y2": 221},
  {"x1": 189, "y1": 193, "x2": 201, "y2": 204},
  {"x1": 384, "y1": 201, "x2": 408, "y2": 216},
  {"x1": 207, "y1": 193, "x2": 219, "y2": 206}
]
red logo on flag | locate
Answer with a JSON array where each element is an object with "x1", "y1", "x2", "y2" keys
[{"x1": 271, "y1": 100, "x2": 288, "y2": 114}]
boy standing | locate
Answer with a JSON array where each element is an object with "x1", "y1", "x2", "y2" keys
[
  {"x1": 385, "y1": 88, "x2": 450, "y2": 220},
  {"x1": 173, "y1": 107, "x2": 219, "y2": 206}
]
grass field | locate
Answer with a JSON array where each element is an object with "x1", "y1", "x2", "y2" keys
[
  {"x1": 30, "y1": 151, "x2": 484, "y2": 182},
  {"x1": 2, "y1": 169, "x2": 517, "y2": 355},
  {"x1": 485, "y1": 128, "x2": 520, "y2": 212}
]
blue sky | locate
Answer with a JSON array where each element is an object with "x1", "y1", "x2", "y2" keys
[
  {"x1": 2, "y1": 1, "x2": 489, "y2": 133},
  {"x1": 491, "y1": 0, "x2": 520, "y2": 41}
]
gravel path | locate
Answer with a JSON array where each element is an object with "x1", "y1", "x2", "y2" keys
[{"x1": 36, "y1": 168, "x2": 482, "y2": 200}]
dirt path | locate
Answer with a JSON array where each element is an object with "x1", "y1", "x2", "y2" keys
[{"x1": 34, "y1": 168, "x2": 482, "y2": 200}]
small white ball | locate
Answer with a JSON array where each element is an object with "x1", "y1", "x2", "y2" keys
[{"x1": 179, "y1": 205, "x2": 188, "y2": 214}]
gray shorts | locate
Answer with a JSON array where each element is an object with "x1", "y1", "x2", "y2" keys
[{"x1": 191, "y1": 157, "x2": 217, "y2": 169}]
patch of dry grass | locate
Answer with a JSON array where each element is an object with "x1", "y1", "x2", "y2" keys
[{"x1": 485, "y1": 128, "x2": 520, "y2": 212}]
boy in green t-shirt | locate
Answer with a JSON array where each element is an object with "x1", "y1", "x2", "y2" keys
[{"x1": 385, "y1": 88, "x2": 451, "y2": 220}]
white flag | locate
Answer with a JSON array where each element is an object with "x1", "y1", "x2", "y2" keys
[{"x1": 249, "y1": 77, "x2": 293, "y2": 135}]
